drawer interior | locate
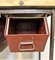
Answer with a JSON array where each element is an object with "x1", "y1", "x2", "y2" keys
[{"x1": 8, "y1": 18, "x2": 47, "y2": 34}]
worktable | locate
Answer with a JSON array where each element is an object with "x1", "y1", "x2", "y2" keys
[{"x1": 0, "y1": 0, "x2": 55, "y2": 60}]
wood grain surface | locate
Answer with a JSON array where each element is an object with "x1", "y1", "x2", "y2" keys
[{"x1": 0, "y1": 0, "x2": 55, "y2": 6}]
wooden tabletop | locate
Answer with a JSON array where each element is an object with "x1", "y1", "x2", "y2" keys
[{"x1": 0, "y1": 0, "x2": 55, "y2": 7}]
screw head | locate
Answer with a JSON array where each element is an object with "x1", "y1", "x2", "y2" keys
[{"x1": 19, "y1": 1, "x2": 24, "y2": 6}]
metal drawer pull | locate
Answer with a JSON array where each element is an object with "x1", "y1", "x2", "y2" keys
[{"x1": 19, "y1": 41, "x2": 35, "y2": 51}]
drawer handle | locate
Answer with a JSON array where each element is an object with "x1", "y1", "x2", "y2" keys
[{"x1": 19, "y1": 41, "x2": 35, "y2": 51}]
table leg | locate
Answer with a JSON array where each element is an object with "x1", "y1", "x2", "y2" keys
[
  {"x1": 39, "y1": 52, "x2": 41, "y2": 60},
  {"x1": 49, "y1": 10, "x2": 55, "y2": 60}
]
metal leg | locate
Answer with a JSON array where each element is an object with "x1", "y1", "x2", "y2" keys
[
  {"x1": 49, "y1": 10, "x2": 55, "y2": 60},
  {"x1": 39, "y1": 52, "x2": 41, "y2": 60}
]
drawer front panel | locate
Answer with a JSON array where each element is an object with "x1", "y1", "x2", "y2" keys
[{"x1": 6, "y1": 35, "x2": 48, "y2": 52}]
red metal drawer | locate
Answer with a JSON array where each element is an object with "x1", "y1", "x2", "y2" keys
[{"x1": 4, "y1": 16, "x2": 49, "y2": 52}]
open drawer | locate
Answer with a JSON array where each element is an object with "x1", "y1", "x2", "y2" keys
[
  {"x1": 0, "y1": 15, "x2": 7, "y2": 52},
  {"x1": 4, "y1": 16, "x2": 49, "y2": 52}
]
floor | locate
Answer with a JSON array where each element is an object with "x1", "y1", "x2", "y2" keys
[{"x1": 0, "y1": 16, "x2": 55, "y2": 60}]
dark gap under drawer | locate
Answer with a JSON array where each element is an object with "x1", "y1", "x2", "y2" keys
[{"x1": 0, "y1": 15, "x2": 7, "y2": 52}]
